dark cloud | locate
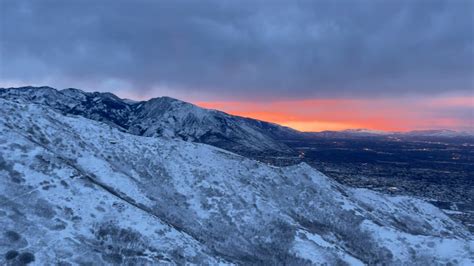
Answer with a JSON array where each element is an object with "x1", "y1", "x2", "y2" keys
[{"x1": 1, "y1": 0, "x2": 473, "y2": 100}]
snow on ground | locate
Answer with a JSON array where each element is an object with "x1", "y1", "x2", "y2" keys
[{"x1": 0, "y1": 98, "x2": 472, "y2": 265}]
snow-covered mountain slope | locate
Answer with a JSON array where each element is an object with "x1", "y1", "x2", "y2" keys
[
  {"x1": 0, "y1": 86, "x2": 298, "y2": 155},
  {"x1": 0, "y1": 98, "x2": 472, "y2": 265},
  {"x1": 128, "y1": 96, "x2": 296, "y2": 154}
]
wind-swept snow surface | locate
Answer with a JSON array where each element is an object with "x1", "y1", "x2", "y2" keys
[{"x1": 0, "y1": 99, "x2": 472, "y2": 265}]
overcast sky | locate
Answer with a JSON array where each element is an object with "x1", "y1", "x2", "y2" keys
[
  {"x1": 1, "y1": 0, "x2": 473, "y2": 101},
  {"x1": 0, "y1": 0, "x2": 473, "y2": 131}
]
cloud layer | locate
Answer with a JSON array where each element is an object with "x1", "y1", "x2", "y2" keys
[{"x1": 1, "y1": 0, "x2": 473, "y2": 100}]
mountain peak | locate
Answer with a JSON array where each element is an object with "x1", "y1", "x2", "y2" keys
[{"x1": 0, "y1": 86, "x2": 298, "y2": 155}]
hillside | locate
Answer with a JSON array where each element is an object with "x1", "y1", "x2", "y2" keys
[
  {"x1": 0, "y1": 86, "x2": 299, "y2": 156},
  {"x1": 0, "y1": 98, "x2": 472, "y2": 264}
]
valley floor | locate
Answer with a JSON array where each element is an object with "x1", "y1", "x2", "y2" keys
[{"x1": 254, "y1": 136, "x2": 474, "y2": 233}]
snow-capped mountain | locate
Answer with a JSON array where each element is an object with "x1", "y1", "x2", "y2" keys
[
  {"x1": 404, "y1": 129, "x2": 474, "y2": 138},
  {"x1": 0, "y1": 96, "x2": 472, "y2": 264},
  {"x1": 0, "y1": 86, "x2": 298, "y2": 156},
  {"x1": 307, "y1": 128, "x2": 474, "y2": 139},
  {"x1": 306, "y1": 129, "x2": 390, "y2": 138},
  {"x1": 341, "y1": 129, "x2": 391, "y2": 135}
]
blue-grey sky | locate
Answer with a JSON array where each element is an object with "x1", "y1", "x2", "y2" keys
[
  {"x1": 1, "y1": 0, "x2": 473, "y2": 100},
  {"x1": 0, "y1": 0, "x2": 473, "y2": 131}
]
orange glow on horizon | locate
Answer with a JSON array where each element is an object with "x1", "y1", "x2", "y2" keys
[{"x1": 195, "y1": 97, "x2": 473, "y2": 132}]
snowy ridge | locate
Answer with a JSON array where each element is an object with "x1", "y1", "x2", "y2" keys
[
  {"x1": 0, "y1": 86, "x2": 298, "y2": 155},
  {"x1": 0, "y1": 98, "x2": 472, "y2": 265}
]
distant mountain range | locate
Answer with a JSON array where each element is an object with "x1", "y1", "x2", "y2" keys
[
  {"x1": 305, "y1": 128, "x2": 474, "y2": 140},
  {"x1": 2, "y1": 87, "x2": 470, "y2": 158},
  {"x1": 0, "y1": 90, "x2": 472, "y2": 264}
]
